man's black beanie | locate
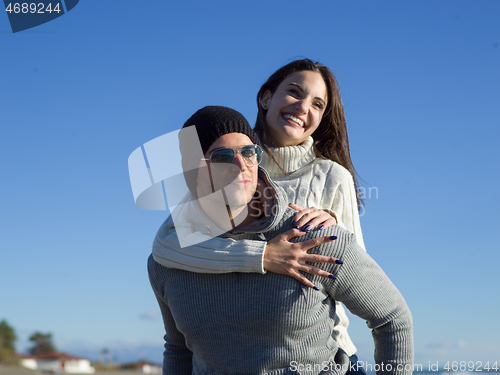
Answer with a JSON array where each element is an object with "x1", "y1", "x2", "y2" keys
[{"x1": 182, "y1": 106, "x2": 259, "y2": 154}]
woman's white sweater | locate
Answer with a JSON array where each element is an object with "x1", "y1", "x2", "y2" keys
[{"x1": 260, "y1": 137, "x2": 365, "y2": 251}]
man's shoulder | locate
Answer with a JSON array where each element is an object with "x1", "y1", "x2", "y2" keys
[
  {"x1": 148, "y1": 252, "x2": 175, "y2": 276},
  {"x1": 148, "y1": 252, "x2": 191, "y2": 287}
]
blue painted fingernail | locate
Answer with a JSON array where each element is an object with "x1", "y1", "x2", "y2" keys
[
  {"x1": 329, "y1": 236, "x2": 337, "y2": 240},
  {"x1": 294, "y1": 226, "x2": 299, "y2": 229},
  {"x1": 328, "y1": 274, "x2": 337, "y2": 279},
  {"x1": 302, "y1": 225, "x2": 310, "y2": 232},
  {"x1": 335, "y1": 260, "x2": 344, "y2": 264},
  {"x1": 292, "y1": 221, "x2": 296, "y2": 226},
  {"x1": 319, "y1": 225, "x2": 324, "y2": 230},
  {"x1": 313, "y1": 286, "x2": 319, "y2": 291}
]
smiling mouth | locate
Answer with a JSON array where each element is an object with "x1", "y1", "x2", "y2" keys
[{"x1": 282, "y1": 114, "x2": 304, "y2": 127}]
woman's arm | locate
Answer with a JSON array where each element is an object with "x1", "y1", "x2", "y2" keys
[
  {"x1": 153, "y1": 215, "x2": 341, "y2": 289},
  {"x1": 153, "y1": 216, "x2": 266, "y2": 273}
]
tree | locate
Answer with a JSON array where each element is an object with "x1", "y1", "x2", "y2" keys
[
  {"x1": 28, "y1": 332, "x2": 56, "y2": 355},
  {"x1": 0, "y1": 319, "x2": 17, "y2": 363}
]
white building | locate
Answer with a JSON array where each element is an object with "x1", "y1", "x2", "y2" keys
[
  {"x1": 138, "y1": 361, "x2": 161, "y2": 374},
  {"x1": 20, "y1": 353, "x2": 96, "y2": 374},
  {"x1": 123, "y1": 360, "x2": 162, "y2": 374}
]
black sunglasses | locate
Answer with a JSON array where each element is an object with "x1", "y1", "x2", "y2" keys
[{"x1": 202, "y1": 145, "x2": 262, "y2": 170}]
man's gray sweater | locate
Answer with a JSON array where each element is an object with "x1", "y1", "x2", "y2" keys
[{"x1": 148, "y1": 170, "x2": 413, "y2": 375}]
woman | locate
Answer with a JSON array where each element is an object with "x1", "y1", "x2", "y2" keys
[{"x1": 153, "y1": 59, "x2": 367, "y2": 368}]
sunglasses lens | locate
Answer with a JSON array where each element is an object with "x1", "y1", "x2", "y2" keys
[
  {"x1": 210, "y1": 148, "x2": 235, "y2": 167},
  {"x1": 241, "y1": 145, "x2": 261, "y2": 164},
  {"x1": 208, "y1": 145, "x2": 262, "y2": 170}
]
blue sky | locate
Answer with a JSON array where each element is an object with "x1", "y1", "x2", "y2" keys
[{"x1": 1, "y1": 0, "x2": 499, "y2": 367}]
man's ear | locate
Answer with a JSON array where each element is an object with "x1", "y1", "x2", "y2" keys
[{"x1": 260, "y1": 91, "x2": 272, "y2": 110}]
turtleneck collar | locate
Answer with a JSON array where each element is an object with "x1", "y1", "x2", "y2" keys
[{"x1": 260, "y1": 137, "x2": 316, "y2": 178}]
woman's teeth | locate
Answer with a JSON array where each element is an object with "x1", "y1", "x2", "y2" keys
[{"x1": 283, "y1": 114, "x2": 304, "y2": 127}]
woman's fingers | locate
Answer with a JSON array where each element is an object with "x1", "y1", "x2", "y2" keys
[
  {"x1": 298, "y1": 264, "x2": 337, "y2": 280},
  {"x1": 288, "y1": 203, "x2": 304, "y2": 211},
  {"x1": 305, "y1": 216, "x2": 337, "y2": 231},
  {"x1": 277, "y1": 227, "x2": 309, "y2": 241},
  {"x1": 295, "y1": 233, "x2": 338, "y2": 250},
  {"x1": 285, "y1": 265, "x2": 338, "y2": 290},
  {"x1": 301, "y1": 252, "x2": 343, "y2": 265},
  {"x1": 279, "y1": 229, "x2": 339, "y2": 255},
  {"x1": 290, "y1": 205, "x2": 319, "y2": 229},
  {"x1": 289, "y1": 204, "x2": 337, "y2": 231},
  {"x1": 264, "y1": 229, "x2": 343, "y2": 290},
  {"x1": 288, "y1": 270, "x2": 318, "y2": 289},
  {"x1": 280, "y1": 229, "x2": 340, "y2": 255}
]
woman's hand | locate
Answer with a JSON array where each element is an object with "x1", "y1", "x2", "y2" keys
[
  {"x1": 288, "y1": 203, "x2": 337, "y2": 232},
  {"x1": 263, "y1": 228, "x2": 343, "y2": 290}
]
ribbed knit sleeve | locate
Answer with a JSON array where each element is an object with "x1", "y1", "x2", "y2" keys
[
  {"x1": 153, "y1": 215, "x2": 266, "y2": 274},
  {"x1": 151, "y1": 187, "x2": 267, "y2": 274},
  {"x1": 147, "y1": 255, "x2": 193, "y2": 374},
  {"x1": 319, "y1": 232, "x2": 413, "y2": 375}
]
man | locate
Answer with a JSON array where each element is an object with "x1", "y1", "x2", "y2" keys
[{"x1": 148, "y1": 106, "x2": 413, "y2": 375}]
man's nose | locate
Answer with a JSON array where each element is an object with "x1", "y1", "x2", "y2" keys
[{"x1": 230, "y1": 153, "x2": 248, "y2": 172}]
